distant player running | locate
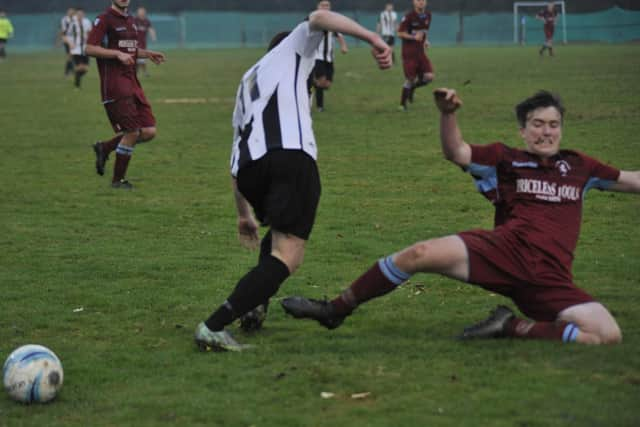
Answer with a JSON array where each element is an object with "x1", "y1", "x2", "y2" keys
[
  {"x1": 134, "y1": 7, "x2": 156, "y2": 77},
  {"x1": 283, "y1": 88, "x2": 640, "y2": 345},
  {"x1": 537, "y1": 2, "x2": 557, "y2": 57},
  {"x1": 398, "y1": 0, "x2": 434, "y2": 111},
  {"x1": 86, "y1": 0, "x2": 165, "y2": 189}
]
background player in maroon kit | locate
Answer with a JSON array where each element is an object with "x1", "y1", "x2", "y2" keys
[
  {"x1": 134, "y1": 7, "x2": 156, "y2": 77},
  {"x1": 536, "y1": 2, "x2": 557, "y2": 56},
  {"x1": 397, "y1": 0, "x2": 434, "y2": 111},
  {"x1": 282, "y1": 88, "x2": 640, "y2": 345},
  {"x1": 86, "y1": 0, "x2": 165, "y2": 189}
]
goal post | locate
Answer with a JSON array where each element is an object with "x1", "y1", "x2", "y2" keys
[{"x1": 513, "y1": 1, "x2": 567, "y2": 45}]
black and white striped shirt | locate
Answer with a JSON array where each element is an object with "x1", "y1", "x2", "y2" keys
[
  {"x1": 69, "y1": 17, "x2": 92, "y2": 56},
  {"x1": 61, "y1": 15, "x2": 74, "y2": 38},
  {"x1": 314, "y1": 31, "x2": 339, "y2": 63},
  {"x1": 379, "y1": 10, "x2": 397, "y2": 37},
  {"x1": 230, "y1": 21, "x2": 323, "y2": 177}
]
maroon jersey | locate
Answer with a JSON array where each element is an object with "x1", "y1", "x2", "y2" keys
[
  {"x1": 398, "y1": 9, "x2": 431, "y2": 58},
  {"x1": 87, "y1": 8, "x2": 142, "y2": 102},
  {"x1": 134, "y1": 17, "x2": 152, "y2": 49},
  {"x1": 538, "y1": 9, "x2": 557, "y2": 30},
  {"x1": 466, "y1": 143, "x2": 620, "y2": 281}
]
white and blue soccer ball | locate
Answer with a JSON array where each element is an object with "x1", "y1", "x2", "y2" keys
[{"x1": 3, "y1": 344, "x2": 64, "y2": 404}]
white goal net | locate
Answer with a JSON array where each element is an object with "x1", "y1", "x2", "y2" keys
[{"x1": 513, "y1": 1, "x2": 567, "y2": 45}]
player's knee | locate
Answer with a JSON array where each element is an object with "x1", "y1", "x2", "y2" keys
[
  {"x1": 402, "y1": 241, "x2": 435, "y2": 269},
  {"x1": 140, "y1": 127, "x2": 156, "y2": 142},
  {"x1": 272, "y1": 249, "x2": 304, "y2": 274},
  {"x1": 425, "y1": 72, "x2": 434, "y2": 82}
]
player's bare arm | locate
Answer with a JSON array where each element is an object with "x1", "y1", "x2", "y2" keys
[
  {"x1": 434, "y1": 88, "x2": 471, "y2": 167},
  {"x1": 336, "y1": 33, "x2": 348, "y2": 54},
  {"x1": 137, "y1": 48, "x2": 166, "y2": 64},
  {"x1": 398, "y1": 29, "x2": 425, "y2": 42},
  {"x1": 232, "y1": 178, "x2": 259, "y2": 250},
  {"x1": 86, "y1": 44, "x2": 134, "y2": 65},
  {"x1": 608, "y1": 170, "x2": 640, "y2": 194},
  {"x1": 308, "y1": 10, "x2": 392, "y2": 69}
]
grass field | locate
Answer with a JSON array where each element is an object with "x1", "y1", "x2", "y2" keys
[{"x1": 1, "y1": 43, "x2": 639, "y2": 426}]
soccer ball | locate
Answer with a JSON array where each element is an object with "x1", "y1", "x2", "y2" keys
[{"x1": 3, "y1": 344, "x2": 64, "y2": 404}]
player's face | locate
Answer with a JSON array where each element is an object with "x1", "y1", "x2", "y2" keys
[
  {"x1": 137, "y1": 8, "x2": 146, "y2": 18},
  {"x1": 413, "y1": 0, "x2": 426, "y2": 12},
  {"x1": 317, "y1": 1, "x2": 331, "y2": 10},
  {"x1": 112, "y1": 0, "x2": 130, "y2": 10},
  {"x1": 520, "y1": 106, "x2": 563, "y2": 158}
]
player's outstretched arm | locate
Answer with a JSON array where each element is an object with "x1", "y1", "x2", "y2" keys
[
  {"x1": 309, "y1": 10, "x2": 391, "y2": 69},
  {"x1": 337, "y1": 33, "x2": 348, "y2": 54},
  {"x1": 433, "y1": 88, "x2": 471, "y2": 167},
  {"x1": 608, "y1": 171, "x2": 640, "y2": 194}
]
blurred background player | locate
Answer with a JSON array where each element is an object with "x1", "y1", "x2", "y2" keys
[
  {"x1": 282, "y1": 88, "x2": 640, "y2": 345},
  {"x1": 0, "y1": 9, "x2": 14, "y2": 61},
  {"x1": 86, "y1": 0, "x2": 166, "y2": 189},
  {"x1": 398, "y1": 0, "x2": 434, "y2": 111},
  {"x1": 134, "y1": 7, "x2": 157, "y2": 77},
  {"x1": 377, "y1": 3, "x2": 397, "y2": 64},
  {"x1": 65, "y1": 8, "x2": 92, "y2": 89},
  {"x1": 59, "y1": 8, "x2": 76, "y2": 76},
  {"x1": 309, "y1": 0, "x2": 348, "y2": 112},
  {"x1": 193, "y1": 9, "x2": 391, "y2": 352},
  {"x1": 536, "y1": 2, "x2": 558, "y2": 56}
]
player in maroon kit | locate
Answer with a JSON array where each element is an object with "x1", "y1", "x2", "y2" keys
[
  {"x1": 397, "y1": 0, "x2": 434, "y2": 111},
  {"x1": 134, "y1": 7, "x2": 156, "y2": 77},
  {"x1": 282, "y1": 88, "x2": 640, "y2": 345},
  {"x1": 536, "y1": 3, "x2": 557, "y2": 57},
  {"x1": 86, "y1": 0, "x2": 165, "y2": 189}
]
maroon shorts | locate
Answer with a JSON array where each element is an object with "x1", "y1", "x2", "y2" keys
[
  {"x1": 459, "y1": 229, "x2": 595, "y2": 322},
  {"x1": 402, "y1": 53, "x2": 433, "y2": 81},
  {"x1": 544, "y1": 25, "x2": 555, "y2": 40},
  {"x1": 104, "y1": 93, "x2": 156, "y2": 133}
]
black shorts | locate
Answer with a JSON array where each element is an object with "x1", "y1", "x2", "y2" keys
[
  {"x1": 0, "y1": 38, "x2": 6, "y2": 44},
  {"x1": 382, "y1": 35, "x2": 395, "y2": 46},
  {"x1": 237, "y1": 150, "x2": 321, "y2": 240},
  {"x1": 313, "y1": 59, "x2": 334, "y2": 82},
  {"x1": 72, "y1": 55, "x2": 90, "y2": 66}
]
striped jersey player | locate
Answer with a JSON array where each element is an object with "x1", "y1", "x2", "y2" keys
[{"x1": 194, "y1": 9, "x2": 392, "y2": 352}]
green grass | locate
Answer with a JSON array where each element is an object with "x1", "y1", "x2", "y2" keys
[{"x1": 1, "y1": 44, "x2": 639, "y2": 426}]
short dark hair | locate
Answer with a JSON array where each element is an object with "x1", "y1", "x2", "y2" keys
[
  {"x1": 515, "y1": 90, "x2": 565, "y2": 128},
  {"x1": 268, "y1": 31, "x2": 291, "y2": 51}
]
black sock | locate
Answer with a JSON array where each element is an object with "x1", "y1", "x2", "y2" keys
[
  {"x1": 74, "y1": 70, "x2": 86, "y2": 88},
  {"x1": 205, "y1": 254, "x2": 290, "y2": 331},
  {"x1": 316, "y1": 88, "x2": 324, "y2": 109},
  {"x1": 65, "y1": 60, "x2": 74, "y2": 75},
  {"x1": 259, "y1": 230, "x2": 272, "y2": 262}
]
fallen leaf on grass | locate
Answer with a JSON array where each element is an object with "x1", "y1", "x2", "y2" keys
[
  {"x1": 351, "y1": 392, "x2": 371, "y2": 400},
  {"x1": 320, "y1": 392, "x2": 335, "y2": 399}
]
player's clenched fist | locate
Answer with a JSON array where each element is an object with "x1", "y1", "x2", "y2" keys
[{"x1": 433, "y1": 88, "x2": 463, "y2": 114}]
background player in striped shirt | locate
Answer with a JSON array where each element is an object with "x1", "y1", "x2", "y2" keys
[
  {"x1": 65, "y1": 8, "x2": 92, "y2": 89},
  {"x1": 59, "y1": 8, "x2": 76, "y2": 77},
  {"x1": 194, "y1": 9, "x2": 392, "y2": 352},
  {"x1": 87, "y1": 0, "x2": 166, "y2": 189},
  {"x1": 134, "y1": 7, "x2": 156, "y2": 77},
  {"x1": 398, "y1": 0, "x2": 434, "y2": 111},
  {"x1": 377, "y1": 3, "x2": 398, "y2": 64},
  {"x1": 283, "y1": 88, "x2": 640, "y2": 345},
  {"x1": 536, "y1": 2, "x2": 558, "y2": 57},
  {"x1": 309, "y1": 0, "x2": 348, "y2": 112}
]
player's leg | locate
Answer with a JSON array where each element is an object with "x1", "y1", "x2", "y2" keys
[
  {"x1": 557, "y1": 302, "x2": 621, "y2": 344},
  {"x1": 197, "y1": 151, "x2": 320, "y2": 350},
  {"x1": 282, "y1": 235, "x2": 469, "y2": 328},
  {"x1": 111, "y1": 129, "x2": 139, "y2": 188},
  {"x1": 73, "y1": 57, "x2": 89, "y2": 89},
  {"x1": 0, "y1": 39, "x2": 6, "y2": 59},
  {"x1": 400, "y1": 57, "x2": 417, "y2": 110}
]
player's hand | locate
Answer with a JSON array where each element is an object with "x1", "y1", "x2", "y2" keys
[
  {"x1": 341, "y1": 46, "x2": 348, "y2": 54},
  {"x1": 424, "y1": 39, "x2": 431, "y2": 49},
  {"x1": 237, "y1": 216, "x2": 259, "y2": 250},
  {"x1": 414, "y1": 31, "x2": 425, "y2": 42},
  {"x1": 116, "y1": 51, "x2": 135, "y2": 65},
  {"x1": 147, "y1": 50, "x2": 166, "y2": 65},
  {"x1": 370, "y1": 34, "x2": 392, "y2": 69},
  {"x1": 433, "y1": 88, "x2": 463, "y2": 114}
]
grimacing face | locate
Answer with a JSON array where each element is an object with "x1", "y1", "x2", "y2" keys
[{"x1": 519, "y1": 106, "x2": 563, "y2": 158}]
